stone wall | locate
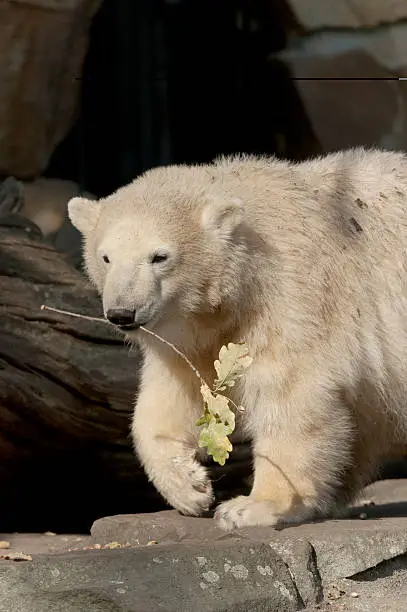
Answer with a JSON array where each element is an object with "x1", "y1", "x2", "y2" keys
[
  {"x1": 0, "y1": 0, "x2": 101, "y2": 180},
  {"x1": 273, "y1": 0, "x2": 407, "y2": 156}
]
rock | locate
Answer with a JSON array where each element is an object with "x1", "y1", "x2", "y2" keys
[
  {"x1": 3, "y1": 480, "x2": 407, "y2": 610},
  {"x1": 287, "y1": 0, "x2": 407, "y2": 30},
  {"x1": 277, "y1": 20, "x2": 407, "y2": 75},
  {"x1": 1, "y1": 533, "x2": 93, "y2": 557},
  {"x1": 0, "y1": 175, "x2": 95, "y2": 268},
  {"x1": 86, "y1": 512, "x2": 323, "y2": 606},
  {"x1": 91, "y1": 480, "x2": 407, "y2": 599},
  {"x1": 0, "y1": 542, "x2": 302, "y2": 612},
  {"x1": 0, "y1": 0, "x2": 101, "y2": 179},
  {"x1": 21, "y1": 177, "x2": 95, "y2": 236},
  {"x1": 287, "y1": 517, "x2": 407, "y2": 584},
  {"x1": 273, "y1": 22, "x2": 407, "y2": 154},
  {"x1": 90, "y1": 511, "x2": 238, "y2": 548},
  {"x1": 265, "y1": 539, "x2": 323, "y2": 607},
  {"x1": 0, "y1": 177, "x2": 24, "y2": 216},
  {"x1": 357, "y1": 478, "x2": 407, "y2": 506}
]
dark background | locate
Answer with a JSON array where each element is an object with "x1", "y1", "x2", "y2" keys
[{"x1": 46, "y1": 0, "x2": 319, "y2": 198}]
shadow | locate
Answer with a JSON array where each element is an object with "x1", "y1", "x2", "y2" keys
[
  {"x1": 348, "y1": 501, "x2": 407, "y2": 520},
  {"x1": 351, "y1": 554, "x2": 407, "y2": 582}
]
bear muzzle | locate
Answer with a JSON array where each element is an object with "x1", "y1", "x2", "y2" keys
[{"x1": 105, "y1": 308, "x2": 145, "y2": 330}]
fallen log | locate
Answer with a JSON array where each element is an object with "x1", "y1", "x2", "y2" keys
[{"x1": 0, "y1": 218, "x2": 147, "y2": 531}]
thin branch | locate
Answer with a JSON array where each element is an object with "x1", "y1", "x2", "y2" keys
[
  {"x1": 41, "y1": 304, "x2": 208, "y2": 386},
  {"x1": 41, "y1": 304, "x2": 247, "y2": 463},
  {"x1": 41, "y1": 305, "x2": 107, "y2": 325},
  {"x1": 138, "y1": 325, "x2": 206, "y2": 384}
]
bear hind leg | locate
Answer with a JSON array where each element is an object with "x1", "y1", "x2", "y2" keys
[{"x1": 215, "y1": 391, "x2": 354, "y2": 529}]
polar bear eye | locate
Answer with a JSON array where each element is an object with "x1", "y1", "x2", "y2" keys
[
  {"x1": 102, "y1": 255, "x2": 110, "y2": 264},
  {"x1": 151, "y1": 252, "x2": 169, "y2": 264}
]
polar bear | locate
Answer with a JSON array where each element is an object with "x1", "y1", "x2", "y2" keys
[{"x1": 68, "y1": 148, "x2": 407, "y2": 529}]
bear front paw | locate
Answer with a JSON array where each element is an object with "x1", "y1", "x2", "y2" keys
[
  {"x1": 214, "y1": 496, "x2": 281, "y2": 530},
  {"x1": 154, "y1": 459, "x2": 214, "y2": 517},
  {"x1": 215, "y1": 496, "x2": 317, "y2": 530}
]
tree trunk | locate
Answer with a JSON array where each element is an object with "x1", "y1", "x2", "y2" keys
[{"x1": 0, "y1": 210, "x2": 252, "y2": 532}]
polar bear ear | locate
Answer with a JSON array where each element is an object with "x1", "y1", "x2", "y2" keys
[
  {"x1": 201, "y1": 197, "x2": 244, "y2": 239},
  {"x1": 68, "y1": 197, "x2": 100, "y2": 233}
]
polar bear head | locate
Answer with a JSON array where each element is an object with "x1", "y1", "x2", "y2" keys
[{"x1": 68, "y1": 165, "x2": 246, "y2": 334}]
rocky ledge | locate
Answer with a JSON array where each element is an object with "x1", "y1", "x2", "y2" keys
[{"x1": 1, "y1": 479, "x2": 407, "y2": 611}]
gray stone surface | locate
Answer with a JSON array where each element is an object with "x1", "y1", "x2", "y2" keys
[
  {"x1": 90, "y1": 513, "x2": 323, "y2": 607},
  {"x1": 0, "y1": 541, "x2": 302, "y2": 612},
  {"x1": 2, "y1": 479, "x2": 407, "y2": 611},
  {"x1": 90, "y1": 511, "x2": 234, "y2": 547}
]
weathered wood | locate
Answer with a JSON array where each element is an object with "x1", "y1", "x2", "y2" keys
[
  {"x1": 0, "y1": 221, "x2": 147, "y2": 531},
  {"x1": 0, "y1": 220, "x2": 252, "y2": 532},
  {"x1": 0, "y1": 177, "x2": 24, "y2": 216},
  {"x1": 0, "y1": 229, "x2": 141, "y2": 446}
]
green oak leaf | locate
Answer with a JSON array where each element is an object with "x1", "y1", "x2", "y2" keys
[
  {"x1": 213, "y1": 342, "x2": 253, "y2": 392},
  {"x1": 198, "y1": 416, "x2": 233, "y2": 466}
]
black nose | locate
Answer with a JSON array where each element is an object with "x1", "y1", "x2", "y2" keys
[{"x1": 106, "y1": 309, "x2": 136, "y2": 327}]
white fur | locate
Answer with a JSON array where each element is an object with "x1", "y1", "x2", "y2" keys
[{"x1": 69, "y1": 148, "x2": 407, "y2": 529}]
